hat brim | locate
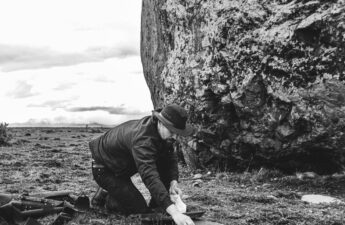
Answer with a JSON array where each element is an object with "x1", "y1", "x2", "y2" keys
[{"x1": 153, "y1": 111, "x2": 195, "y2": 137}]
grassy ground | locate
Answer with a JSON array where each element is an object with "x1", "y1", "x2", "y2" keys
[{"x1": 0, "y1": 128, "x2": 344, "y2": 225}]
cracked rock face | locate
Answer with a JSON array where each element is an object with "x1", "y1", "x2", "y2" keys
[{"x1": 140, "y1": 0, "x2": 345, "y2": 174}]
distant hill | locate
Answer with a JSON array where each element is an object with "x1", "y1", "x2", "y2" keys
[{"x1": 8, "y1": 122, "x2": 114, "y2": 128}]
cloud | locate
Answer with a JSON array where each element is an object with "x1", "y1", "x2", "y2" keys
[
  {"x1": 67, "y1": 106, "x2": 148, "y2": 116},
  {"x1": 53, "y1": 82, "x2": 76, "y2": 91},
  {"x1": 93, "y1": 75, "x2": 116, "y2": 83},
  {"x1": 86, "y1": 46, "x2": 138, "y2": 59},
  {"x1": 14, "y1": 117, "x2": 92, "y2": 127},
  {"x1": 6, "y1": 81, "x2": 38, "y2": 98},
  {"x1": 0, "y1": 44, "x2": 139, "y2": 72},
  {"x1": 28, "y1": 100, "x2": 70, "y2": 109}
]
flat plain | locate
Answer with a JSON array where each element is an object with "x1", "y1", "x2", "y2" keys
[{"x1": 1, "y1": 127, "x2": 344, "y2": 225}]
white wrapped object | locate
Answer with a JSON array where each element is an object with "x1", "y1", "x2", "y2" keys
[{"x1": 170, "y1": 194, "x2": 187, "y2": 213}]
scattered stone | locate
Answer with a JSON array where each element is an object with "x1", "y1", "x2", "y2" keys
[
  {"x1": 267, "y1": 195, "x2": 278, "y2": 201},
  {"x1": 296, "y1": 172, "x2": 318, "y2": 180},
  {"x1": 331, "y1": 172, "x2": 345, "y2": 179},
  {"x1": 301, "y1": 195, "x2": 344, "y2": 204},
  {"x1": 192, "y1": 179, "x2": 203, "y2": 187},
  {"x1": 193, "y1": 173, "x2": 203, "y2": 179}
]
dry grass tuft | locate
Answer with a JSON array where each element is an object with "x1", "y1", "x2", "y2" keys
[{"x1": 0, "y1": 122, "x2": 12, "y2": 146}]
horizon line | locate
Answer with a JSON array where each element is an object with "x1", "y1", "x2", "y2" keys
[{"x1": 7, "y1": 122, "x2": 115, "y2": 128}]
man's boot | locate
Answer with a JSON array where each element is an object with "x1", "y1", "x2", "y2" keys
[{"x1": 91, "y1": 186, "x2": 108, "y2": 208}]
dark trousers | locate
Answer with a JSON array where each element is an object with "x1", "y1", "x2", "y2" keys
[{"x1": 92, "y1": 161, "x2": 171, "y2": 214}]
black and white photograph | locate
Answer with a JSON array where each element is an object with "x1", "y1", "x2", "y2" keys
[{"x1": 1, "y1": 0, "x2": 344, "y2": 224}]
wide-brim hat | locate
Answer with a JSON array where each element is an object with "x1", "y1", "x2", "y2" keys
[{"x1": 152, "y1": 104, "x2": 195, "y2": 137}]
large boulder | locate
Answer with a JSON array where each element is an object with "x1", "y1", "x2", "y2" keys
[{"x1": 140, "y1": 0, "x2": 345, "y2": 174}]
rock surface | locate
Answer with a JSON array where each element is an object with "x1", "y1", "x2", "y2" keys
[{"x1": 140, "y1": 0, "x2": 345, "y2": 173}]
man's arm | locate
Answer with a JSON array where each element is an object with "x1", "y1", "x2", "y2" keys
[
  {"x1": 131, "y1": 139, "x2": 174, "y2": 210},
  {"x1": 132, "y1": 141, "x2": 193, "y2": 225},
  {"x1": 163, "y1": 142, "x2": 183, "y2": 196},
  {"x1": 165, "y1": 141, "x2": 179, "y2": 183}
]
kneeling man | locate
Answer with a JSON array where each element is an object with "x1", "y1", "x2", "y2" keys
[{"x1": 89, "y1": 104, "x2": 195, "y2": 225}]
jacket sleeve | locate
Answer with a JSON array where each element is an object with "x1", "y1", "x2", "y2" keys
[
  {"x1": 131, "y1": 139, "x2": 174, "y2": 210},
  {"x1": 164, "y1": 142, "x2": 179, "y2": 182}
]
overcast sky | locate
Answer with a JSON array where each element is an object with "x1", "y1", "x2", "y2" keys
[{"x1": 0, "y1": 0, "x2": 154, "y2": 126}]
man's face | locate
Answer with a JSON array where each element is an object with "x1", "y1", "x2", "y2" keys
[{"x1": 158, "y1": 121, "x2": 176, "y2": 140}]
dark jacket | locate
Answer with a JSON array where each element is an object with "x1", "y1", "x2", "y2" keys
[{"x1": 89, "y1": 115, "x2": 179, "y2": 210}]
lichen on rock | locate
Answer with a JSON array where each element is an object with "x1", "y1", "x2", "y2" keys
[{"x1": 141, "y1": 0, "x2": 345, "y2": 174}]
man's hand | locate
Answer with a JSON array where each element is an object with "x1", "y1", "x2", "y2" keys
[
  {"x1": 170, "y1": 180, "x2": 182, "y2": 196},
  {"x1": 166, "y1": 204, "x2": 194, "y2": 225}
]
